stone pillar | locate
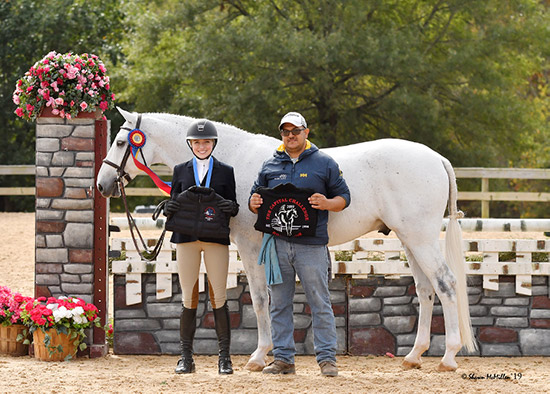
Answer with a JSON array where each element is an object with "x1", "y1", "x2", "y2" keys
[{"x1": 35, "y1": 112, "x2": 109, "y2": 357}]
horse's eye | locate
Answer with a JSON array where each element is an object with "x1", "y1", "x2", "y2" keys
[{"x1": 116, "y1": 140, "x2": 126, "y2": 147}]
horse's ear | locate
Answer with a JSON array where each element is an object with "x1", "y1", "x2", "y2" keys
[{"x1": 117, "y1": 107, "x2": 138, "y2": 124}]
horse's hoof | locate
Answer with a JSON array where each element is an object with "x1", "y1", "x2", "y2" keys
[
  {"x1": 437, "y1": 362, "x2": 457, "y2": 372},
  {"x1": 402, "y1": 359, "x2": 421, "y2": 369},
  {"x1": 245, "y1": 361, "x2": 265, "y2": 372}
]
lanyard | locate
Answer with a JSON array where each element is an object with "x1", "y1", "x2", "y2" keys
[{"x1": 192, "y1": 156, "x2": 213, "y2": 187}]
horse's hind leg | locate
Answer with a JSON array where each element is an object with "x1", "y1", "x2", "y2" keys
[
  {"x1": 406, "y1": 242, "x2": 462, "y2": 372},
  {"x1": 402, "y1": 246, "x2": 435, "y2": 370},
  {"x1": 238, "y1": 246, "x2": 273, "y2": 371}
]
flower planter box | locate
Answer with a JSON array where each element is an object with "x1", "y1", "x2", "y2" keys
[
  {"x1": 33, "y1": 329, "x2": 79, "y2": 362},
  {"x1": 39, "y1": 106, "x2": 102, "y2": 119},
  {"x1": 0, "y1": 324, "x2": 29, "y2": 356}
]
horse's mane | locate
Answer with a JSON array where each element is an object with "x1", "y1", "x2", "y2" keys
[{"x1": 142, "y1": 111, "x2": 273, "y2": 141}]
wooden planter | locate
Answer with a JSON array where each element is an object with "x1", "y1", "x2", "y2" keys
[
  {"x1": 39, "y1": 105, "x2": 102, "y2": 119},
  {"x1": 0, "y1": 324, "x2": 29, "y2": 356},
  {"x1": 33, "y1": 329, "x2": 79, "y2": 361}
]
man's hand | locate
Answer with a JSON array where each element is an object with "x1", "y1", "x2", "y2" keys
[
  {"x1": 309, "y1": 193, "x2": 346, "y2": 212},
  {"x1": 249, "y1": 193, "x2": 263, "y2": 214}
]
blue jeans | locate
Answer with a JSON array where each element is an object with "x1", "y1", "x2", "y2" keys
[{"x1": 270, "y1": 238, "x2": 336, "y2": 364}]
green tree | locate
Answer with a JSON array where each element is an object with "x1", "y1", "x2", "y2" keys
[
  {"x1": 0, "y1": 0, "x2": 126, "y2": 210},
  {"x1": 118, "y1": 0, "x2": 549, "y2": 167}
]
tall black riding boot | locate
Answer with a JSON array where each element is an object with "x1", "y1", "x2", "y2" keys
[
  {"x1": 175, "y1": 306, "x2": 197, "y2": 374},
  {"x1": 213, "y1": 302, "x2": 233, "y2": 374}
]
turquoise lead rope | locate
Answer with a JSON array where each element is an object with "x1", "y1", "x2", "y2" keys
[{"x1": 257, "y1": 234, "x2": 282, "y2": 285}]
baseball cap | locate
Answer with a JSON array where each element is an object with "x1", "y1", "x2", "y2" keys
[{"x1": 279, "y1": 112, "x2": 307, "y2": 131}]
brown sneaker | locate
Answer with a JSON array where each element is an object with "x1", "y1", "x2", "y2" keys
[
  {"x1": 262, "y1": 360, "x2": 296, "y2": 374},
  {"x1": 319, "y1": 361, "x2": 338, "y2": 377}
]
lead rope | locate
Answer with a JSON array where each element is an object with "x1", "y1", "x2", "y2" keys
[{"x1": 118, "y1": 177, "x2": 167, "y2": 261}]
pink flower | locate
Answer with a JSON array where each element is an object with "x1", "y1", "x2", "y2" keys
[
  {"x1": 13, "y1": 95, "x2": 20, "y2": 105},
  {"x1": 52, "y1": 108, "x2": 60, "y2": 115},
  {"x1": 99, "y1": 101, "x2": 108, "y2": 111},
  {"x1": 76, "y1": 84, "x2": 83, "y2": 91},
  {"x1": 55, "y1": 97, "x2": 64, "y2": 106},
  {"x1": 26, "y1": 104, "x2": 34, "y2": 112},
  {"x1": 80, "y1": 101, "x2": 88, "y2": 110},
  {"x1": 15, "y1": 108, "x2": 24, "y2": 117}
]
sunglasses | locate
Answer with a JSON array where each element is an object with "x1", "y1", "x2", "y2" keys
[{"x1": 280, "y1": 127, "x2": 305, "y2": 136}]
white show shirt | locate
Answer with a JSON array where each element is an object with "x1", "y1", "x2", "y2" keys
[{"x1": 196, "y1": 157, "x2": 210, "y2": 183}]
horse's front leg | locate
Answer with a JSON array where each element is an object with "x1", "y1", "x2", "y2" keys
[{"x1": 239, "y1": 246, "x2": 272, "y2": 371}]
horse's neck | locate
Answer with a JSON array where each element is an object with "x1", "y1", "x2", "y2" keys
[
  {"x1": 150, "y1": 115, "x2": 280, "y2": 172},
  {"x1": 213, "y1": 127, "x2": 280, "y2": 167}
]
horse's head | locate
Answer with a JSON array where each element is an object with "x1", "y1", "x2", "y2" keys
[{"x1": 97, "y1": 107, "x2": 158, "y2": 197}]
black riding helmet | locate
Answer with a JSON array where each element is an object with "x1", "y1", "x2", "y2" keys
[{"x1": 186, "y1": 119, "x2": 218, "y2": 158}]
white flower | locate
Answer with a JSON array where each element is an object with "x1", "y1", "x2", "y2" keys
[
  {"x1": 53, "y1": 306, "x2": 70, "y2": 322},
  {"x1": 71, "y1": 306, "x2": 86, "y2": 324}
]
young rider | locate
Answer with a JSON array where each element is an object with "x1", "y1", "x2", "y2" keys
[{"x1": 164, "y1": 119, "x2": 239, "y2": 374}]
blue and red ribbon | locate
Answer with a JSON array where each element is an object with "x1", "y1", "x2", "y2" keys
[{"x1": 128, "y1": 129, "x2": 172, "y2": 196}]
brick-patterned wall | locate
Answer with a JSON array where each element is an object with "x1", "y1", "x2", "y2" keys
[
  {"x1": 34, "y1": 114, "x2": 109, "y2": 357},
  {"x1": 35, "y1": 116, "x2": 98, "y2": 301},
  {"x1": 113, "y1": 274, "x2": 550, "y2": 356}
]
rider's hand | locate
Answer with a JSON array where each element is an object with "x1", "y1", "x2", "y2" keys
[
  {"x1": 164, "y1": 200, "x2": 180, "y2": 216},
  {"x1": 219, "y1": 199, "x2": 239, "y2": 216},
  {"x1": 249, "y1": 193, "x2": 263, "y2": 214}
]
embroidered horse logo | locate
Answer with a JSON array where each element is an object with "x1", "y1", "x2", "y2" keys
[{"x1": 272, "y1": 204, "x2": 299, "y2": 236}]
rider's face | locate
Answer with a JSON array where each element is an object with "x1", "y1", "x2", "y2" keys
[{"x1": 190, "y1": 139, "x2": 214, "y2": 159}]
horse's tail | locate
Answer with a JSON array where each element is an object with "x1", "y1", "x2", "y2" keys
[{"x1": 442, "y1": 158, "x2": 477, "y2": 353}]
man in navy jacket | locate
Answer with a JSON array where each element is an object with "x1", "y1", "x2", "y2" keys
[{"x1": 249, "y1": 112, "x2": 350, "y2": 377}]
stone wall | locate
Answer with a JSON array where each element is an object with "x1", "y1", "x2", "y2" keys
[
  {"x1": 113, "y1": 273, "x2": 550, "y2": 356},
  {"x1": 35, "y1": 116, "x2": 97, "y2": 300},
  {"x1": 35, "y1": 114, "x2": 108, "y2": 356}
]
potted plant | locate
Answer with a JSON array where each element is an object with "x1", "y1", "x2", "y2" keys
[
  {"x1": 13, "y1": 51, "x2": 115, "y2": 121},
  {"x1": 21, "y1": 296, "x2": 101, "y2": 361},
  {"x1": 0, "y1": 286, "x2": 33, "y2": 356}
]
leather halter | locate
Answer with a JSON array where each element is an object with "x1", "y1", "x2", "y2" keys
[
  {"x1": 101, "y1": 114, "x2": 144, "y2": 184},
  {"x1": 102, "y1": 113, "x2": 167, "y2": 261}
]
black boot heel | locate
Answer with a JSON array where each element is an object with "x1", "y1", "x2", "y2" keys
[{"x1": 218, "y1": 355, "x2": 233, "y2": 374}]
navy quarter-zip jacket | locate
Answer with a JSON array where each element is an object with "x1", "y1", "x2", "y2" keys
[{"x1": 251, "y1": 141, "x2": 350, "y2": 245}]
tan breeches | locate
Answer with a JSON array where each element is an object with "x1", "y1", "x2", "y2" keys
[{"x1": 176, "y1": 241, "x2": 229, "y2": 309}]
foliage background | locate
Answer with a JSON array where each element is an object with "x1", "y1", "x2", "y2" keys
[{"x1": 1, "y1": 0, "x2": 548, "y2": 216}]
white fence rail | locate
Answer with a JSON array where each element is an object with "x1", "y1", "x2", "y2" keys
[
  {"x1": 3, "y1": 165, "x2": 549, "y2": 217},
  {"x1": 111, "y1": 231, "x2": 550, "y2": 305},
  {"x1": 110, "y1": 217, "x2": 550, "y2": 233}
]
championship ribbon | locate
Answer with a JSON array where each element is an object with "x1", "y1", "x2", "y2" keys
[{"x1": 128, "y1": 129, "x2": 172, "y2": 196}]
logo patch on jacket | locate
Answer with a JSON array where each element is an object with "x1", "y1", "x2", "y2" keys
[
  {"x1": 254, "y1": 183, "x2": 318, "y2": 237},
  {"x1": 204, "y1": 207, "x2": 216, "y2": 221},
  {"x1": 273, "y1": 174, "x2": 287, "y2": 181}
]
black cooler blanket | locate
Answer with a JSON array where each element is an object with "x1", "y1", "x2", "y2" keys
[{"x1": 254, "y1": 183, "x2": 318, "y2": 238}]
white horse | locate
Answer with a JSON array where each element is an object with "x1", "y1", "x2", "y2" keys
[{"x1": 97, "y1": 108, "x2": 477, "y2": 372}]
